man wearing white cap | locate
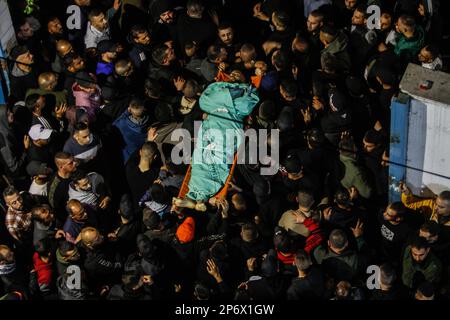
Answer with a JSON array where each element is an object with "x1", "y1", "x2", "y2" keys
[{"x1": 27, "y1": 124, "x2": 55, "y2": 166}]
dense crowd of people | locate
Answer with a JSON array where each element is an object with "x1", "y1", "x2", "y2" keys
[{"x1": 0, "y1": 0, "x2": 449, "y2": 300}]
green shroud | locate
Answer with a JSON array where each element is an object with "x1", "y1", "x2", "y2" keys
[{"x1": 187, "y1": 82, "x2": 259, "y2": 201}]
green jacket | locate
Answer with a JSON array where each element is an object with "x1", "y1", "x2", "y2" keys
[
  {"x1": 313, "y1": 237, "x2": 367, "y2": 282},
  {"x1": 402, "y1": 245, "x2": 442, "y2": 288},
  {"x1": 394, "y1": 26, "x2": 425, "y2": 63},
  {"x1": 339, "y1": 155, "x2": 373, "y2": 199},
  {"x1": 321, "y1": 31, "x2": 351, "y2": 73}
]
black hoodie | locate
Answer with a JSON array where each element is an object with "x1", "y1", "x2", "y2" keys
[
  {"x1": 0, "y1": 105, "x2": 27, "y2": 178},
  {"x1": 148, "y1": 0, "x2": 179, "y2": 45},
  {"x1": 175, "y1": 12, "x2": 216, "y2": 58}
]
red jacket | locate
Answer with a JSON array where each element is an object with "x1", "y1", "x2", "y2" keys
[
  {"x1": 303, "y1": 218, "x2": 324, "y2": 254},
  {"x1": 277, "y1": 251, "x2": 296, "y2": 265},
  {"x1": 33, "y1": 252, "x2": 53, "y2": 287}
]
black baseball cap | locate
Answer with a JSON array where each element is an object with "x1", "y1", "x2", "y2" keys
[{"x1": 284, "y1": 154, "x2": 303, "y2": 174}]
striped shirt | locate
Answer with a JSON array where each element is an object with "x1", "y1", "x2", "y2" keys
[{"x1": 35, "y1": 116, "x2": 53, "y2": 130}]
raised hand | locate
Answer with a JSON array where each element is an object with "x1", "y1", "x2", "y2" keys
[
  {"x1": 55, "y1": 102, "x2": 68, "y2": 119},
  {"x1": 23, "y1": 135, "x2": 31, "y2": 150},
  {"x1": 246, "y1": 257, "x2": 257, "y2": 271},
  {"x1": 351, "y1": 219, "x2": 364, "y2": 238},
  {"x1": 147, "y1": 127, "x2": 158, "y2": 142},
  {"x1": 99, "y1": 196, "x2": 111, "y2": 209},
  {"x1": 173, "y1": 76, "x2": 186, "y2": 91},
  {"x1": 312, "y1": 96, "x2": 324, "y2": 111},
  {"x1": 206, "y1": 259, "x2": 223, "y2": 283},
  {"x1": 300, "y1": 107, "x2": 312, "y2": 124},
  {"x1": 399, "y1": 181, "x2": 411, "y2": 195},
  {"x1": 209, "y1": 9, "x2": 219, "y2": 26},
  {"x1": 113, "y1": 0, "x2": 122, "y2": 11}
]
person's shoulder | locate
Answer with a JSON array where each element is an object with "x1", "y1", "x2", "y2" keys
[
  {"x1": 112, "y1": 111, "x2": 128, "y2": 125},
  {"x1": 125, "y1": 150, "x2": 140, "y2": 169},
  {"x1": 63, "y1": 136, "x2": 75, "y2": 149},
  {"x1": 176, "y1": 12, "x2": 189, "y2": 25},
  {"x1": 19, "y1": 190, "x2": 35, "y2": 202},
  {"x1": 87, "y1": 171, "x2": 103, "y2": 180},
  {"x1": 427, "y1": 252, "x2": 443, "y2": 268},
  {"x1": 402, "y1": 244, "x2": 412, "y2": 258},
  {"x1": 84, "y1": 23, "x2": 94, "y2": 35},
  {"x1": 289, "y1": 276, "x2": 302, "y2": 285}
]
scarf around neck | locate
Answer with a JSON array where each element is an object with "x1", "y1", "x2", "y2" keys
[{"x1": 0, "y1": 262, "x2": 16, "y2": 275}]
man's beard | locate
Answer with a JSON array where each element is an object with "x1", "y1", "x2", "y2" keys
[{"x1": 411, "y1": 259, "x2": 425, "y2": 267}]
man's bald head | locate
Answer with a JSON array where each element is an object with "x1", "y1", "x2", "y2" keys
[
  {"x1": 67, "y1": 199, "x2": 88, "y2": 222},
  {"x1": 115, "y1": 59, "x2": 133, "y2": 77},
  {"x1": 80, "y1": 227, "x2": 103, "y2": 248},
  {"x1": 56, "y1": 40, "x2": 73, "y2": 57},
  {"x1": 67, "y1": 198, "x2": 82, "y2": 212},
  {"x1": 38, "y1": 72, "x2": 58, "y2": 91},
  {"x1": 0, "y1": 245, "x2": 14, "y2": 263}
]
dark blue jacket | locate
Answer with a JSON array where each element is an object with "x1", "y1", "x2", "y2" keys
[{"x1": 113, "y1": 111, "x2": 149, "y2": 163}]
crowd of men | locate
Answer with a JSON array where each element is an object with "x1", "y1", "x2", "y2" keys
[{"x1": 0, "y1": 0, "x2": 449, "y2": 300}]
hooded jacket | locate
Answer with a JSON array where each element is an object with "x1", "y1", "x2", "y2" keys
[
  {"x1": 0, "y1": 105, "x2": 26, "y2": 177},
  {"x1": 148, "y1": 0, "x2": 179, "y2": 45},
  {"x1": 113, "y1": 110, "x2": 149, "y2": 163},
  {"x1": 175, "y1": 12, "x2": 216, "y2": 57},
  {"x1": 149, "y1": 0, "x2": 173, "y2": 20},
  {"x1": 321, "y1": 31, "x2": 352, "y2": 74}
]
